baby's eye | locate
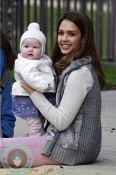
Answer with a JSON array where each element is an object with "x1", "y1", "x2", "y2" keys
[
  {"x1": 33, "y1": 46, "x2": 40, "y2": 48},
  {"x1": 24, "y1": 45, "x2": 28, "y2": 48}
]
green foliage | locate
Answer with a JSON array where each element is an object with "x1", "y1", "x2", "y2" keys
[
  {"x1": 103, "y1": 65, "x2": 116, "y2": 89},
  {"x1": 10, "y1": 70, "x2": 15, "y2": 83}
]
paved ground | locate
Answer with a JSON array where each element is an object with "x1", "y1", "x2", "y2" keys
[{"x1": 0, "y1": 90, "x2": 116, "y2": 175}]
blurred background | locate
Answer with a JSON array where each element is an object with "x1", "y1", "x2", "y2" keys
[{"x1": 1, "y1": 0, "x2": 116, "y2": 89}]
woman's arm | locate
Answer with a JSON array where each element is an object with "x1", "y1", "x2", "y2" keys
[
  {"x1": 0, "y1": 48, "x2": 16, "y2": 137},
  {"x1": 0, "y1": 49, "x2": 7, "y2": 77},
  {"x1": 22, "y1": 67, "x2": 93, "y2": 131}
]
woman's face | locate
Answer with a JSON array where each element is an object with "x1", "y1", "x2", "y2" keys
[{"x1": 58, "y1": 19, "x2": 82, "y2": 55}]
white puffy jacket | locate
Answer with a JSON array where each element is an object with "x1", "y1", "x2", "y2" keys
[{"x1": 12, "y1": 54, "x2": 55, "y2": 96}]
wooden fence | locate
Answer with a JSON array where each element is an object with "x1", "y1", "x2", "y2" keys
[{"x1": 1, "y1": 0, "x2": 116, "y2": 63}]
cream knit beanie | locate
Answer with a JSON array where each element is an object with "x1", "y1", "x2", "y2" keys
[{"x1": 20, "y1": 22, "x2": 46, "y2": 56}]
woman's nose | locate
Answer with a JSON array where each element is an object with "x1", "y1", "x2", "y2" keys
[{"x1": 62, "y1": 34, "x2": 68, "y2": 41}]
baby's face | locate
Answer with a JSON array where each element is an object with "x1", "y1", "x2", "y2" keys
[{"x1": 21, "y1": 38, "x2": 42, "y2": 59}]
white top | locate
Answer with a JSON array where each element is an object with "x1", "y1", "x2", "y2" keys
[
  {"x1": 12, "y1": 54, "x2": 55, "y2": 96},
  {"x1": 30, "y1": 66, "x2": 93, "y2": 131}
]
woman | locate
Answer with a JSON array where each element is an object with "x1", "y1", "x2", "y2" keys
[
  {"x1": 0, "y1": 31, "x2": 16, "y2": 138},
  {"x1": 0, "y1": 12, "x2": 105, "y2": 167}
]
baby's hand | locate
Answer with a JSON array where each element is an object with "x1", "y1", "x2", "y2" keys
[{"x1": 44, "y1": 84, "x2": 52, "y2": 92}]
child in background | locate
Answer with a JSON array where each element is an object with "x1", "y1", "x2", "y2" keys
[{"x1": 12, "y1": 22, "x2": 56, "y2": 137}]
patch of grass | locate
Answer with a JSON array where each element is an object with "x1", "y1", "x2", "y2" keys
[
  {"x1": 103, "y1": 65, "x2": 116, "y2": 90},
  {"x1": 10, "y1": 70, "x2": 15, "y2": 83}
]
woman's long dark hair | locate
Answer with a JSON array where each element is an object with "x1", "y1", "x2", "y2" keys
[
  {"x1": 0, "y1": 31, "x2": 16, "y2": 69},
  {"x1": 51, "y1": 12, "x2": 105, "y2": 90}
]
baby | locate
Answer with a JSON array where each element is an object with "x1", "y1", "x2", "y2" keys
[{"x1": 12, "y1": 22, "x2": 56, "y2": 137}]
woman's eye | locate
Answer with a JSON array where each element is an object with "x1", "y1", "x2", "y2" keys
[
  {"x1": 68, "y1": 32, "x2": 76, "y2": 37},
  {"x1": 58, "y1": 31, "x2": 63, "y2": 36}
]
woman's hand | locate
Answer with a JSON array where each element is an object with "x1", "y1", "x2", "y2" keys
[{"x1": 21, "y1": 81, "x2": 35, "y2": 94}]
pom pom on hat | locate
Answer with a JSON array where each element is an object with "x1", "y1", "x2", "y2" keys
[
  {"x1": 28, "y1": 22, "x2": 40, "y2": 31},
  {"x1": 20, "y1": 22, "x2": 46, "y2": 56}
]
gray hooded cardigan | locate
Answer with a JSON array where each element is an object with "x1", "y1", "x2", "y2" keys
[{"x1": 42, "y1": 57, "x2": 102, "y2": 165}]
